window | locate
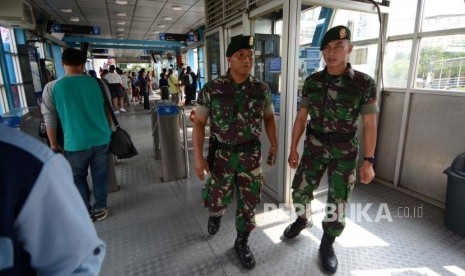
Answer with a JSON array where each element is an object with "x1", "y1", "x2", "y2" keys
[
  {"x1": 415, "y1": 35, "x2": 465, "y2": 91},
  {"x1": 387, "y1": 0, "x2": 417, "y2": 36},
  {"x1": 300, "y1": 7, "x2": 321, "y2": 45},
  {"x1": 331, "y1": 10, "x2": 379, "y2": 77},
  {"x1": 422, "y1": 0, "x2": 465, "y2": 32},
  {"x1": 332, "y1": 9, "x2": 380, "y2": 41},
  {"x1": 0, "y1": 27, "x2": 26, "y2": 111},
  {"x1": 384, "y1": 40, "x2": 413, "y2": 88},
  {"x1": 0, "y1": 66, "x2": 4, "y2": 114},
  {"x1": 206, "y1": 33, "x2": 220, "y2": 81},
  {"x1": 348, "y1": 44, "x2": 378, "y2": 78}
]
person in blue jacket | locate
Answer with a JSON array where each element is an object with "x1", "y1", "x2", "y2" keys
[{"x1": 0, "y1": 124, "x2": 106, "y2": 275}]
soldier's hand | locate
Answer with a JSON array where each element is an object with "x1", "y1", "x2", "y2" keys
[
  {"x1": 195, "y1": 157, "x2": 210, "y2": 181},
  {"x1": 267, "y1": 145, "x2": 277, "y2": 166},
  {"x1": 288, "y1": 151, "x2": 299, "y2": 169},
  {"x1": 359, "y1": 162, "x2": 375, "y2": 184}
]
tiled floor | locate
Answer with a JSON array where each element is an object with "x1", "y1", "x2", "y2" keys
[{"x1": 95, "y1": 101, "x2": 465, "y2": 276}]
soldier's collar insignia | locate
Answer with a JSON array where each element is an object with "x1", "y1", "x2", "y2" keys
[
  {"x1": 249, "y1": 36, "x2": 254, "y2": 46},
  {"x1": 339, "y1": 28, "x2": 347, "y2": 39}
]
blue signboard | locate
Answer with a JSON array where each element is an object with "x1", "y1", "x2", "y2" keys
[
  {"x1": 272, "y1": 93, "x2": 280, "y2": 115},
  {"x1": 303, "y1": 58, "x2": 320, "y2": 68},
  {"x1": 269, "y1": 57, "x2": 281, "y2": 73},
  {"x1": 91, "y1": 26, "x2": 101, "y2": 35},
  {"x1": 300, "y1": 47, "x2": 320, "y2": 58}
]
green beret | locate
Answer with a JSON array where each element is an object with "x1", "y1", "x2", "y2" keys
[
  {"x1": 226, "y1": 35, "x2": 254, "y2": 57},
  {"x1": 320, "y1": 25, "x2": 351, "y2": 50}
]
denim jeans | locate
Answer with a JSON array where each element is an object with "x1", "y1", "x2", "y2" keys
[{"x1": 65, "y1": 143, "x2": 110, "y2": 212}]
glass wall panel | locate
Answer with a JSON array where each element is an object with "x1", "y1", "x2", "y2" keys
[
  {"x1": 11, "y1": 85, "x2": 21, "y2": 109},
  {"x1": 423, "y1": 0, "x2": 465, "y2": 32},
  {"x1": 416, "y1": 35, "x2": 465, "y2": 91},
  {"x1": 206, "y1": 33, "x2": 220, "y2": 81},
  {"x1": 5, "y1": 54, "x2": 17, "y2": 84},
  {"x1": 347, "y1": 44, "x2": 378, "y2": 78},
  {"x1": 0, "y1": 87, "x2": 6, "y2": 114},
  {"x1": 1, "y1": 27, "x2": 12, "y2": 52},
  {"x1": 198, "y1": 46, "x2": 205, "y2": 89},
  {"x1": 300, "y1": 7, "x2": 321, "y2": 45},
  {"x1": 332, "y1": 9, "x2": 380, "y2": 40},
  {"x1": 387, "y1": 0, "x2": 417, "y2": 36},
  {"x1": 384, "y1": 40, "x2": 413, "y2": 88}
]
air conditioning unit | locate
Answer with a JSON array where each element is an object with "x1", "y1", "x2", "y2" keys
[{"x1": 0, "y1": 0, "x2": 35, "y2": 30}]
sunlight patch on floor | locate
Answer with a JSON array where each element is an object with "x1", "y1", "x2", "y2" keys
[{"x1": 350, "y1": 267, "x2": 442, "y2": 276}]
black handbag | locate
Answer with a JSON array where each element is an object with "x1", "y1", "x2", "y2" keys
[{"x1": 97, "y1": 79, "x2": 138, "y2": 159}]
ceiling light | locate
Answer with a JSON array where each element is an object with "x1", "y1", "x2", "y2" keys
[
  {"x1": 60, "y1": 8, "x2": 72, "y2": 13},
  {"x1": 115, "y1": 0, "x2": 127, "y2": 4},
  {"x1": 116, "y1": 12, "x2": 126, "y2": 17},
  {"x1": 70, "y1": 17, "x2": 79, "y2": 22},
  {"x1": 157, "y1": 24, "x2": 165, "y2": 28},
  {"x1": 117, "y1": 21, "x2": 126, "y2": 25},
  {"x1": 117, "y1": 28, "x2": 124, "y2": 32},
  {"x1": 153, "y1": 30, "x2": 160, "y2": 33},
  {"x1": 163, "y1": 16, "x2": 172, "y2": 21},
  {"x1": 171, "y1": 5, "x2": 182, "y2": 11}
]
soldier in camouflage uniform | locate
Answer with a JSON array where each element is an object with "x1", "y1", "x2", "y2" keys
[
  {"x1": 283, "y1": 26, "x2": 379, "y2": 274},
  {"x1": 193, "y1": 35, "x2": 278, "y2": 270}
]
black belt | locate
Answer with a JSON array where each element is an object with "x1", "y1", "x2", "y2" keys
[
  {"x1": 310, "y1": 129, "x2": 355, "y2": 143},
  {"x1": 215, "y1": 139, "x2": 260, "y2": 152}
]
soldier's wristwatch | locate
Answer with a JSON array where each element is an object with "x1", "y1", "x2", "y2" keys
[{"x1": 364, "y1": 157, "x2": 376, "y2": 164}]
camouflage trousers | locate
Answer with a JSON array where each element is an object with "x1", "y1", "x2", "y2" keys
[
  {"x1": 291, "y1": 135, "x2": 358, "y2": 237},
  {"x1": 202, "y1": 147, "x2": 263, "y2": 232}
]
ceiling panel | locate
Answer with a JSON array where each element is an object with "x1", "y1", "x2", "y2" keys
[{"x1": 28, "y1": 0, "x2": 205, "y2": 58}]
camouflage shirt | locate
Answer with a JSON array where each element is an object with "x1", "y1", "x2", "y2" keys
[
  {"x1": 196, "y1": 71, "x2": 274, "y2": 144},
  {"x1": 300, "y1": 63, "x2": 379, "y2": 133}
]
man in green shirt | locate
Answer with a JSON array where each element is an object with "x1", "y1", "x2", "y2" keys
[{"x1": 42, "y1": 48, "x2": 112, "y2": 221}]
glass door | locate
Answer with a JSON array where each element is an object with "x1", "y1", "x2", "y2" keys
[{"x1": 253, "y1": 8, "x2": 284, "y2": 198}]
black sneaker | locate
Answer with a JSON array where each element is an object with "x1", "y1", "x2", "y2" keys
[
  {"x1": 283, "y1": 217, "x2": 313, "y2": 239},
  {"x1": 94, "y1": 209, "x2": 108, "y2": 221}
]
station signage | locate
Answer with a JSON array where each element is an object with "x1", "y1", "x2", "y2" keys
[
  {"x1": 144, "y1": 50, "x2": 165, "y2": 55},
  {"x1": 52, "y1": 24, "x2": 101, "y2": 35},
  {"x1": 159, "y1": 33, "x2": 195, "y2": 42}
]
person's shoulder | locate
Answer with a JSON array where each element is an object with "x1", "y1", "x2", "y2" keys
[
  {"x1": 352, "y1": 69, "x2": 376, "y2": 84},
  {"x1": 250, "y1": 76, "x2": 270, "y2": 92},
  {"x1": 305, "y1": 70, "x2": 324, "y2": 83},
  {"x1": 208, "y1": 75, "x2": 230, "y2": 86},
  {"x1": 0, "y1": 125, "x2": 54, "y2": 165},
  {"x1": 45, "y1": 78, "x2": 60, "y2": 86},
  {"x1": 43, "y1": 79, "x2": 60, "y2": 92}
]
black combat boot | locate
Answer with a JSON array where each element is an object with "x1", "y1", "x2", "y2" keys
[
  {"x1": 319, "y1": 232, "x2": 338, "y2": 274},
  {"x1": 207, "y1": 216, "x2": 222, "y2": 235},
  {"x1": 234, "y1": 231, "x2": 256, "y2": 270},
  {"x1": 283, "y1": 217, "x2": 313, "y2": 239}
]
